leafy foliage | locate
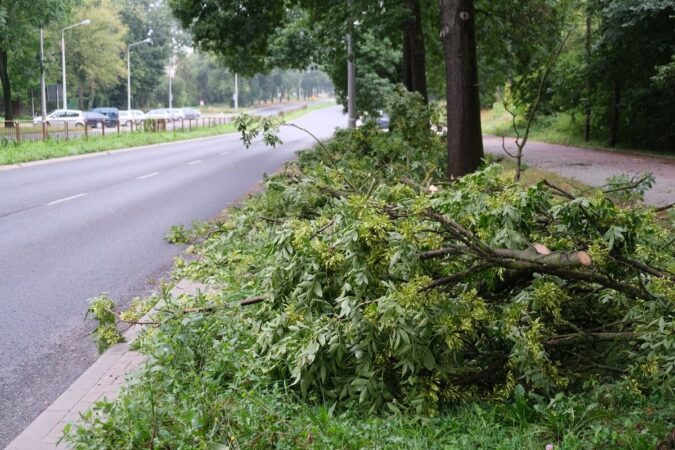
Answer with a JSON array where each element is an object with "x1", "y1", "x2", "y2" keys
[
  {"x1": 87, "y1": 295, "x2": 124, "y2": 353},
  {"x1": 68, "y1": 90, "x2": 673, "y2": 448}
]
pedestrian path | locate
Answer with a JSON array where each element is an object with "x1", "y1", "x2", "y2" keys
[
  {"x1": 6, "y1": 280, "x2": 208, "y2": 450},
  {"x1": 483, "y1": 136, "x2": 675, "y2": 206}
]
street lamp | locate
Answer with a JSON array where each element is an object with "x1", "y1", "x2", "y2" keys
[
  {"x1": 127, "y1": 38, "x2": 153, "y2": 111},
  {"x1": 61, "y1": 19, "x2": 91, "y2": 110}
]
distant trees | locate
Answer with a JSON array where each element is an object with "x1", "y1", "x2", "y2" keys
[
  {"x1": 62, "y1": 0, "x2": 127, "y2": 110},
  {"x1": 527, "y1": 0, "x2": 674, "y2": 151},
  {"x1": 591, "y1": 0, "x2": 673, "y2": 150},
  {"x1": 0, "y1": 0, "x2": 76, "y2": 124}
]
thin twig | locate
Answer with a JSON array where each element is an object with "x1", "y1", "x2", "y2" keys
[
  {"x1": 310, "y1": 220, "x2": 334, "y2": 240},
  {"x1": 541, "y1": 179, "x2": 576, "y2": 200},
  {"x1": 602, "y1": 174, "x2": 653, "y2": 195},
  {"x1": 419, "y1": 264, "x2": 489, "y2": 292}
]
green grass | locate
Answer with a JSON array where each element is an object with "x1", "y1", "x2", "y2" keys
[
  {"x1": 0, "y1": 124, "x2": 237, "y2": 165},
  {"x1": 481, "y1": 103, "x2": 675, "y2": 160},
  {"x1": 0, "y1": 101, "x2": 335, "y2": 166}
]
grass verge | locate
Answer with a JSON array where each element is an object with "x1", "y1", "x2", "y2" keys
[
  {"x1": 481, "y1": 103, "x2": 675, "y2": 160},
  {"x1": 0, "y1": 101, "x2": 335, "y2": 166}
]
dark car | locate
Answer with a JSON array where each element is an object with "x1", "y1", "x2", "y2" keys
[
  {"x1": 91, "y1": 107, "x2": 120, "y2": 127},
  {"x1": 83, "y1": 112, "x2": 108, "y2": 128}
]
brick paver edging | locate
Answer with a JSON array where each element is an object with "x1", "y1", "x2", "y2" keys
[{"x1": 6, "y1": 280, "x2": 209, "y2": 450}]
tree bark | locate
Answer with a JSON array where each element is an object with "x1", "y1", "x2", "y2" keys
[
  {"x1": 608, "y1": 81, "x2": 620, "y2": 147},
  {"x1": 439, "y1": 0, "x2": 484, "y2": 179},
  {"x1": 402, "y1": 0, "x2": 428, "y2": 103},
  {"x1": 0, "y1": 50, "x2": 14, "y2": 127}
]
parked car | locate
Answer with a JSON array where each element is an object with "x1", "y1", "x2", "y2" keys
[
  {"x1": 145, "y1": 109, "x2": 171, "y2": 121},
  {"x1": 181, "y1": 108, "x2": 201, "y2": 120},
  {"x1": 83, "y1": 112, "x2": 107, "y2": 128},
  {"x1": 119, "y1": 110, "x2": 145, "y2": 127},
  {"x1": 166, "y1": 108, "x2": 185, "y2": 121},
  {"x1": 376, "y1": 112, "x2": 390, "y2": 129},
  {"x1": 33, "y1": 109, "x2": 85, "y2": 127},
  {"x1": 91, "y1": 107, "x2": 119, "y2": 127}
]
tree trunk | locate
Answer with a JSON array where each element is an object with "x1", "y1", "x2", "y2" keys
[
  {"x1": 0, "y1": 50, "x2": 14, "y2": 127},
  {"x1": 439, "y1": 0, "x2": 484, "y2": 178},
  {"x1": 78, "y1": 81, "x2": 84, "y2": 111},
  {"x1": 402, "y1": 0, "x2": 428, "y2": 103},
  {"x1": 87, "y1": 81, "x2": 95, "y2": 111},
  {"x1": 584, "y1": 6, "x2": 592, "y2": 142},
  {"x1": 608, "y1": 81, "x2": 620, "y2": 148}
]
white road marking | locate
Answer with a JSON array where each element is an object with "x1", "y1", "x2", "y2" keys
[
  {"x1": 220, "y1": 151, "x2": 231, "y2": 156},
  {"x1": 47, "y1": 193, "x2": 87, "y2": 206},
  {"x1": 137, "y1": 172, "x2": 159, "y2": 180},
  {"x1": 187, "y1": 160, "x2": 202, "y2": 165}
]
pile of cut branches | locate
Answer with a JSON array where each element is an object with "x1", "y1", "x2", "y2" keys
[{"x1": 183, "y1": 90, "x2": 674, "y2": 415}]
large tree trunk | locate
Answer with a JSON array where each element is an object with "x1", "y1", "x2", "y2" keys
[
  {"x1": 0, "y1": 50, "x2": 14, "y2": 127},
  {"x1": 439, "y1": 0, "x2": 484, "y2": 178},
  {"x1": 402, "y1": 0, "x2": 428, "y2": 103},
  {"x1": 608, "y1": 81, "x2": 620, "y2": 148}
]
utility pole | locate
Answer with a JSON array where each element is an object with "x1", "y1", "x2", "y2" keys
[
  {"x1": 347, "y1": 0, "x2": 356, "y2": 128},
  {"x1": 234, "y1": 73, "x2": 238, "y2": 110},
  {"x1": 40, "y1": 29, "x2": 47, "y2": 121},
  {"x1": 169, "y1": 63, "x2": 173, "y2": 109}
]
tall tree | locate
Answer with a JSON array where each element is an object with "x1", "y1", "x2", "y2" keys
[
  {"x1": 106, "y1": 0, "x2": 179, "y2": 109},
  {"x1": 402, "y1": 0, "x2": 428, "y2": 102},
  {"x1": 439, "y1": 0, "x2": 483, "y2": 178},
  {"x1": 0, "y1": 0, "x2": 74, "y2": 125},
  {"x1": 62, "y1": 0, "x2": 127, "y2": 109}
]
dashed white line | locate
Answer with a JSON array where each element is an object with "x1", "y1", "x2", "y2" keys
[
  {"x1": 47, "y1": 193, "x2": 87, "y2": 206},
  {"x1": 220, "y1": 151, "x2": 231, "y2": 156},
  {"x1": 137, "y1": 172, "x2": 159, "y2": 180},
  {"x1": 187, "y1": 160, "x2": 202, "y2": 165}
]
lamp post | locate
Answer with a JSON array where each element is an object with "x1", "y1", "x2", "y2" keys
[
  {"x1": 234, "y1": 73, "x2": 238, "y2": 110},
  {"x1": 61, "y1": 19, "x2": 91, "y2": 110},
  {"x1": 346, "y1": 0, "x2": 356, "y2": 129},
  {"x1": 40, "y1": 29, "x2": 47, "y2": 121},
  {"x1": 127, "y1": 38, "x2": 152, "y2": 111}
]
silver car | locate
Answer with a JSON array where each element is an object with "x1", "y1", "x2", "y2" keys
[
  {"x1": 33, "y1": 109, "x2": 85, "y2": 127},
  {"x1": 119, "y1": 110, "x2": 145, "y2": 126}
]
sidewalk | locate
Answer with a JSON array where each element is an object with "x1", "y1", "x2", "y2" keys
[
  {"x1": 6, "y1": 280, "x2": 208, "y2": 450},
  {"x1": 483, "y1": 136, "x2": 675, "y2": 206}
]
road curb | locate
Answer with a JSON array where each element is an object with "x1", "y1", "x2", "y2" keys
[{"x1": 5, "y1": 280, "x2": 211, "y2": 450}]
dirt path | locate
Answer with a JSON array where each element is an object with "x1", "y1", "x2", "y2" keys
[{"x1": 483, "y1": 136, "x2": 675, "y2": 206}]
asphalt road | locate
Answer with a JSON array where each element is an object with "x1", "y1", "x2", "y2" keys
[{"x1": 0, "y1": 105, "x2": 346, "y2": 447}]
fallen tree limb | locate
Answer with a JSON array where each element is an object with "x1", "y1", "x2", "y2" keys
[
  {"x1": 420, "y1": 209, "x2": 650, "y2": 299},
  {"x1": 613, "y1": 254, "x2": 673, "y2": 278},
  {"x1": 492, "y1": 247, "x2": 592, "y2": 268},
  {"x1": 543, "y1": 331, "x2": 637, "y2": 346},
  {"x1": 419, "y1": 264, "x2": 489, "y2": 292},
  {"x1": 541, "y1": 179, "x2": 576, "y2": 200},
  {"x1": 654, "y1": 202, "x2": 674, "y2": 213},
  {"x1": 420, "y1": 245, "x2": 467, "y2": 260}
]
